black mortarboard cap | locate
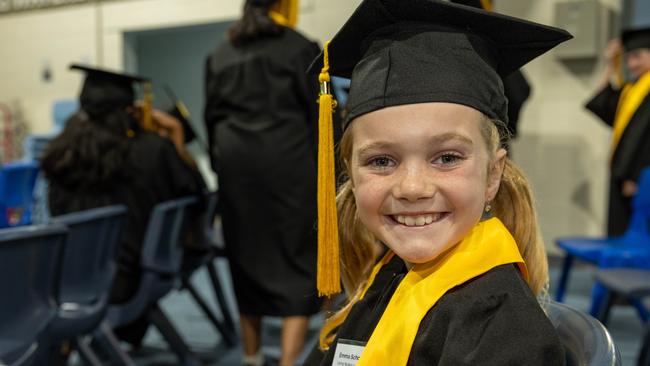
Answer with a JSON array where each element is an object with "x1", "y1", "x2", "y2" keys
[
  {"x1": 70, "y1": 64, "x2": 148, "y2": 119},
  {"x1": 622, "y1": 26, "x2": 650, "y2": 52},
  {"x1": 309, "y1": 0, "x2": 571, "y2": 125}
]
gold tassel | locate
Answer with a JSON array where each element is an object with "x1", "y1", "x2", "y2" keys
[
  {"x1": 317, "y1": 41, "x2": 341, "y2": 297},
  {"x1": 480, "y1": 0, "x2": 493, "y2": 11}
]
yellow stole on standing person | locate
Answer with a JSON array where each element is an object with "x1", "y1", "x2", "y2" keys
[
  {"x1": 611, "y1": 71, "x2": 650, "y2": 153},
  {"x1": 269, "y1": 0, "x2": 299, "y2": 28},
  {"x1": 356, "y1": 217, "x2": 527, "y2": 366}
]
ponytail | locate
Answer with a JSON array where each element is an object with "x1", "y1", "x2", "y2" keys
[{"x1": 484, "y1": 119, "x2": 548, "y2": 296}]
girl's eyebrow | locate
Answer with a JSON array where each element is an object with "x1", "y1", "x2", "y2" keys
[{"x1": 356, "y1": 132, "x2": 474, "y2": 156}]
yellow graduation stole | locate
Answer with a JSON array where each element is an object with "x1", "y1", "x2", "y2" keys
[
  {"x1": 357, "y1": 217, "x2": 527, "y2": 366},
  {"x1": 611, "y1": 71, "x2": 650, "y2": 153}
]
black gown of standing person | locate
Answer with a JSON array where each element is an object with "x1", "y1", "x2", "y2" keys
[
  {"x1": 304, "y1": 255, "x2": 565, "y2": 366},
  {"x1": 204, "y1": 26, "x2": 322, "y2": 316},
  {"x1": 585, "y1": 82, "x2": 650, "y2": 236}
]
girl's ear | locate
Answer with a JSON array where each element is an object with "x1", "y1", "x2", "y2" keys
[{"x1": 486, "y1": 148, "x2": 507, "y2": 201}]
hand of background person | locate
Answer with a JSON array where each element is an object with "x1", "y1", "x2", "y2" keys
[
  {"x1": 151, "y1": 109, "x2": 197, "y2": 168},
  {"x1": 152, "y1": 109, "x2": 185, "y2": 151},
  {"x1": 597, "y1": 38, "x2": 623, "y2": 89},
  {"x1": 604, "y1": 38, "x2": 623, "y2": 66},
  {"x1": 622, "y1": 180, "x2": 638, "y2": 198}
]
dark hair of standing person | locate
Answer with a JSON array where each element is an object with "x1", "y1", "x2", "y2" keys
[{"x1": 228, "y1": 0, "x2": 283, "y2": 47}]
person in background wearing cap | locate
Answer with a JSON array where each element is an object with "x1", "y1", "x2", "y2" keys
[
  {"x1": 203, "y1": 1, "x2": 321, "y2": 365},
  {"x1": 41, "y1": 64, "x2": 206, "y2": 353},
  {"x1": 302, "y1": 0, "x2": 572, "y2": 365},
  {"x1": 585, "y1": 27, "x2": 650, "y2": 237}
]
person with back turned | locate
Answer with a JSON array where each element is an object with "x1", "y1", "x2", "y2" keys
[{"x1": 203, "y1": 1, "x2": 321, "y2": 365}]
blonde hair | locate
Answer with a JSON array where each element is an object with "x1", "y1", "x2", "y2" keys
[{"x1": 319, "y1": 116, "x2": 550, "y2": 350}]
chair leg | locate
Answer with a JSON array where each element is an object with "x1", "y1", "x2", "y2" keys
[
  {"x1": 73, "y1": 336, "x2": 103, "y2": 366},
  {"x1": 207, "y1": 260, "x2": 237, "y2": 334},
  {"x1": 639, "y1": 324, "x2": 650, "y2": 366},
  {"x1": 182, "y1": 276, "x2": 237, "y2": 347},
  {"x1": 93, "y1": 321, "x2": 137, "y2": 366},
  {"x1": 632, "y1": 298, "x2": 650, "y2": 323},
  {"x1": 555, "y1": 254, "x2": 574, "y2": 302},
  {"x1": 589, "y1": 282, "x2": 608, "y2": 317},
  {"x1": 595, "y1": 289, "x2": 616, "y2": 325},
  {"x1": 148, "y1": 303, "x2": 202, "y2": 366}
]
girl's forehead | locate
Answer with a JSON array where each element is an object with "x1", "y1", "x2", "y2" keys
[{"x1": 350, "y1": 102, "x2": 486, "y2": 137}]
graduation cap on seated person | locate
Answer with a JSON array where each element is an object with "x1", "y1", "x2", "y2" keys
[
  {"x1": 622, "y1": 26, "x2": 650, "y2": 52},
  {"x1": 70, "y1": 64, "x2": 149, "y2": 121},
  {"x1": 309, "y1": 0, "x2": 572, "y2": 296}
]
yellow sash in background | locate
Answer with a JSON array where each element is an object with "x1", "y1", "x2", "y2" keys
[
  {"x1": 611, "y1": 71, "x2": 650, "y2": 153},
  {"x1": 357, "y1": 218, "x2": 527, "y2": 366},
  {"x1": 269, "y1": 0, "x2": 299, "y2": 28}
]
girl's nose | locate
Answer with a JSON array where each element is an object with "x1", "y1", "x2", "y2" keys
[{"x1": 392, "y1": 163, "x2": 435, "y2": 202}]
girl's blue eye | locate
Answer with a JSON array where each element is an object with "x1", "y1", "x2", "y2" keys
[
  {"x1": 436, "y1": 153, "x2": 462, "y2": 165},
  {"x1": 369, "y1": 156, "x2": 394, "y2": 168}
]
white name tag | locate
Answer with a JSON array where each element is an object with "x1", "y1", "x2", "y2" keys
[{"x1": 332, "y1": 339, "x2": 366, "y2": 366}]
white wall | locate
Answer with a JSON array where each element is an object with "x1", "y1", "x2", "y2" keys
[
  {"x1": 0, "y1": 0, "x2": 622, "y2": 251},
  {"x1": 0, "y1": 0, "x2": 359, "y2": 134}
]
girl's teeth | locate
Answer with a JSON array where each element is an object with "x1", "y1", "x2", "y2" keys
[{"x1": 395, "y1": 214, "x2": 440, "y2": 227}]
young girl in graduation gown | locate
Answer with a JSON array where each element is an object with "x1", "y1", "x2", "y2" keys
[{"x1": 305, "y1": 1, "x2": 572, "y2": 365}]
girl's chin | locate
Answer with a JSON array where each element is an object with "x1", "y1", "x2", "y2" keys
[{"x1": 392, "y1": 246, "x2": 447, "y2": 265}]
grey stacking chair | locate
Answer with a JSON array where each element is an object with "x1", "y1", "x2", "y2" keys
[
  {"x1": 546, "y1": 300, "x2": 621, "y2": 366},
  {"x1": 39, "y1": 205, "x2": 127, "y2": 365},
  {"x1": 95, "y1": 196, "x2": 201, "y2": 366},
  {"x1": 594, "y1": 268, "x2": 650, "y2": 324},
  {"x1": 0, "y1": 224, "x2": 67, "y2": 366},
  {"x1": 594, "y1": 268, "x2": 650, "y2": 366},
  {"x1": 180, "y1": 190, "x2": 238, "y2": 347}
]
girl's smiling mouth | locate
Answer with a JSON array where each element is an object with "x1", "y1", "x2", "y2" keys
[{"x1": 390, "y1": 212, "x2": 450, "y2": 227}]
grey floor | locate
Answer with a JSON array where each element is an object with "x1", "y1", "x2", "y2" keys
[{"x1": 117, "y1": 257, "x2": 644, "y2": 366}]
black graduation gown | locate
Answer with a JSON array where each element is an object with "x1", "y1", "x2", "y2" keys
[
  {"x1": 204, "y1": 28, "x2": 322, "y2": 316},
  {"x1": 305, "y1": 255, "x2": 565, "y2": 366},
  {"x1": 585, "y1": 83, "x2": 650, "y2": 236},
  {"x1": 48, "y1": 132, "x2": 206, "y2": 303}
]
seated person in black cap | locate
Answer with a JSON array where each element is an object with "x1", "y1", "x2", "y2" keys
[
  {"x1": 41, "y1": 64, "x2": 206, "y2": 347},
  {"x1": 305, "y1": 0, "x2": 572, "y2": 365},
  {"x1": 585, "y1": 27, "x2": 650, "y2": 236}
]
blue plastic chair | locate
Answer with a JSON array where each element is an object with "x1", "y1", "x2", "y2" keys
[
  {"x1": 546, "y1": 300, "x2": 621, "y2": 366},
  {"x1": 95, "y1": 196, "x2": 202, "y2": 366},
  {"x1": 0, "y1": 161, "x2": 40, "y2": 228},
  {"x1": 38, "y1": 205, "x2": 127, "y2": 365},
  {"x1": 0, "y1": 224, "x2": 67, "y2": 366},
  {"x1": 556, "y1": 167, "x2": 650, "y2": 315}
]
